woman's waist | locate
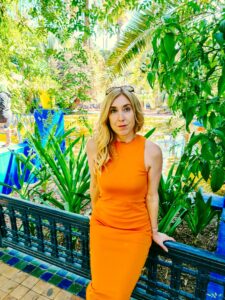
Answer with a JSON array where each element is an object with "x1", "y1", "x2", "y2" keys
[
  {"x1": 97, "y1": 195, "x2": 147, "y2": 205},
  {"x1": 91, "y1": 213, "x2": 151, "y2": 231},
  {"x1": 92, "y1": 205, "x2": 150, "y2": 229}
]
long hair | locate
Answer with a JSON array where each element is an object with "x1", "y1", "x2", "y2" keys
[{"x1": 93, "y1": 87, "x2": 144, "y2": 173}]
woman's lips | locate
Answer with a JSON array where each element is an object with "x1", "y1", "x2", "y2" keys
[{"x1": 118, "y1": 125, "x2": 127, "y2": 128}]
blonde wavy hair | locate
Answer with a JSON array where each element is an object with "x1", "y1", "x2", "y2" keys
[{"x1": 93, "y1": 86, "x2": 144, "y2": 173}]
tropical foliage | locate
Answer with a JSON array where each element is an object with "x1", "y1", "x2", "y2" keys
[
  {"x1": 0, "y1": 128, "x2": 91, "y2": 214},
  {"x1": 107, "y1": 0, "x2": 225, "y2": 192},
  {"x1": 0, "y1": 0, "x2": 142, "y2": 112},
  {"x1": 158, "y1": 154, "x2": 219, "y2": 236},
  {"x1": 0, "y1": 0, "x2": 223, "y2": 240}
]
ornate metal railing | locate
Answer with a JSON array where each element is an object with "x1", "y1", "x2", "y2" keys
[
  {"x1": 0, "y1": 194, "x2": 225, "y2": 299},
  {"x1": 0, "y1": 194, "x2": 90, "y2": 278}
]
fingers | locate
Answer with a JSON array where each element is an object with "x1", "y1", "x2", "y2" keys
[
  {"x1": 165, "y1": 236, "x2": 176, "y2": 242},
  {"x1": 161, "y1": 244, "x2": 169, "y2": 252},
  {"x1": 153, "y1": 232, "x2": 176, "y2": 252},
  {"x1": 162, "y1": 237, "x2": 175, "y2": 252}
]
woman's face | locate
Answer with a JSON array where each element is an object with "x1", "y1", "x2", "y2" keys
[{"x1": 108, "y1": 94, "x2": 135, "y2": 140}]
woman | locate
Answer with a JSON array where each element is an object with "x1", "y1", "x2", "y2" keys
[{"x1": 86, "y1": 85, "x2": 174, "y2": 299}]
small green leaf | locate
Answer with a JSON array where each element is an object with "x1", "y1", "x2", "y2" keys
[
  {"x1": 163, "y1": 32, "x2": 176, "y2": 62},
  {"x1": 220, "y1": 102, "x2": 225, "y2": 116},
  {"x1": 212, "y1": 129, "x2": 225, "y2": 145},
  {"x1": 198, "y1": 103, "x2": 207, "y2": 117},
  {"x1": 144, "y1": 127, "x2": 156, "y2": 138},
  {"x1": 187, "y1": 133, "x2": 202, "y2": 149},
  {"x1": 219, "y1": 19, "x2": 225, "y2": 34},
  {"x1": 201, "y1": 161, "x2": 210, "y2": 181},
  {"x1": 147, "y1": 72, "x2": 155, "y2": 88},
  {"x1": 209, "y1": 112, "x2": 218, "y2": 128},
  {"x1": 201, "y1": 142, "x2": 215, "y2": 161},
  {"x1": 152, "y1": 35, "x2": 158, "y2": 53},
  {"x1": 211, "y1": 167, "x2": 225, "y2": 192},
  {"x1": 184, "y1": 108, "x2": 194, "y2": 131},
  {"x1": 214, "y1": 32, "x2": 224, "y2": 46},
  {"x1": 218, "y1": 72, "x2": 225, "y2": 96}
]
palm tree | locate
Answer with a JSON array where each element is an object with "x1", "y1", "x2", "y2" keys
[
  {"x1": 105, "y1": 1, "x2": 175, "y2": 75},
  {"x1": 105, "y1": 1, "x2": 222, "y2": 77}
]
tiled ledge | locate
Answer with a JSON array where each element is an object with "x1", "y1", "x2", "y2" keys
[{"x1": 0, "y1": 247, "x2": 88, "y2": 299}]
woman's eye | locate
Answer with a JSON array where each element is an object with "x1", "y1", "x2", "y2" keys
[
  {"x1": 110, "y1": 109, "x2": 117, "y2": 113},
  {"x1": 124, "y1": 107, "x2": 131, "y2": 112}
]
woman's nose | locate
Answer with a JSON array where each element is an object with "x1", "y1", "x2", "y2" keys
[{"x1": 118, "y1": 111, "x2": 125, "y2": 120}]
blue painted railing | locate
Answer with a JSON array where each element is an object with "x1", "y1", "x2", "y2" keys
[
  {"x1": 1, "y1": 194, "x2": 225, "y2": 299},
  {"x1": 203, "y1": 194, "x2": 225, "y2": 299}
]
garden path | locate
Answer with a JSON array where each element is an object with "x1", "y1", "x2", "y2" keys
[{"x1": 0, "y1": 261, "x2": 84, "y2": 300}]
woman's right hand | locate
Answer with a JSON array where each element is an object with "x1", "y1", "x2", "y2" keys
[{"x1": 152, "y1": 231, "x2": 175, "y2": 252}]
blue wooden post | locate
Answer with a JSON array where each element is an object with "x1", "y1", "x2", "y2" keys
[
  {"x1": 0, "y1": 142, "x2": 30, "y2": 194},
  {"x1": 205, "y1": 195, "x2": 225, "y2": 299}
]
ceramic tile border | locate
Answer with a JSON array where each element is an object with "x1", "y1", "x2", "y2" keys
[{"x1": 0, "y1": 247, "x2": 89, "y2": 298}]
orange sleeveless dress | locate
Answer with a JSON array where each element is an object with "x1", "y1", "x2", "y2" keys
[{"x1": 86, "y1": 134, "x2": 152, "y2": 300}]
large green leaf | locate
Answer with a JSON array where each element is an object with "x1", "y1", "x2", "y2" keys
[
  {"x1": 200, "y1": 161, "x2": 210, "y2": 182},
  {"x1": 211, "y1": 166, "x2": 225, "y2": 192},
  {"x1": 218, "y1": 65, "x2": 225, "y2": 96},
  {"x1": 163, "y1": 32, "x2": 176, "y2": 62}
]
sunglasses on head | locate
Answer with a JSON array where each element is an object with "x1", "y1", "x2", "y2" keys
[{"x1": 105, "y1": 85, "x2": 135, "y2": 95}]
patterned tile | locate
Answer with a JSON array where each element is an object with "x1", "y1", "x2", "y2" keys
[
  {"x1": 77, "y1": 287, "x2": 86, "y2": 298},
  {"x1": 0, "y1": 247, "x2": 87, "y2": 298},
  {"x1": 56, "y1": 269, "x2": 68, "y2": 277},
  {"x1": 22, "y1": 263, "x2": 36, "y2": 273},
  {"x1": 40, "y1": 272, "x2": 54, "y2": 281},
  {"x1": 67, "y1": 282, "x2": 83, "y2": 294},
  {"x1": 23, "y1": 255, "x2": 33, "y2": 262},
  {"x1": 7, "y1": 256, "x2": 20, "y2": 266},
  {"x1": 58, "y1": 278, "x2": 73, "y2": 289},
  {"x1": 14, "y1": 260, "x2": 28, "y2": 270},
  {"x1": 39, "y1": 263, "x2": 50, "y2": 270},
  {"x1": 48, "y1": 274, "x2": 64, "y2": 285},
  {"x1": 1, "y1": 253, "x2": 12, "y2": 262}
]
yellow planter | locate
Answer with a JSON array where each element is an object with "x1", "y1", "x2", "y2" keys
[{"x1": 39, "y1": 91, "x2": 52, "y2": 109}]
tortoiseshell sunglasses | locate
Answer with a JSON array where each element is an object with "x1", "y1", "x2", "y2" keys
[{"x1": 105, "y1": 85, "x2": 135, "y2": 95}]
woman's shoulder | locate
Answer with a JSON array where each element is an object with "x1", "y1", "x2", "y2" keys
[
  {"x1": 86, "y1": 137, "x2": 97, "y2": 154},
  {"x1": 145, "y1": 139, "x2": 162, "y2": 158}
]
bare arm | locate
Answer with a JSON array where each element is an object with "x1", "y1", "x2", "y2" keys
[
  {"x1": 145, "y1": 141, "x2": 175, "y2": 251},
  {"x1": 86, "y1": 138, "x2": 100, "y2": 211}
]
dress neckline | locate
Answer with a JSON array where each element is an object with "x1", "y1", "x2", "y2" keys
[{"x1": 115, "y1": 134, "x2": 139, "y2": 145}]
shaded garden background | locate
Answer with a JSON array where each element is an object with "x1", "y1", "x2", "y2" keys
[{"x1": 0, "y1": 0, "x2": 225, "y2": 251}]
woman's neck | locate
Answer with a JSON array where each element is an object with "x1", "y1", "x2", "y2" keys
[{"x1": 116, "y1": 133, "x2": 136, "y2": 143}]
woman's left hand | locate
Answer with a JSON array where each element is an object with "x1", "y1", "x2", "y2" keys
[{"x1": 152, "y1": 231, "x2": 175, "y2": 252}]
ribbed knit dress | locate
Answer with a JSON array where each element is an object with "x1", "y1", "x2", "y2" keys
[{"x1": 86, "y1": 134, "x2": 152, "y2": 300}]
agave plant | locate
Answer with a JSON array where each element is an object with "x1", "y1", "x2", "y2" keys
[
  {"x1": 0, "y1": 127, "x2": 90, "y2": 214},
  {"x1": 158, "y1": 150, "x2": 220, "y2": 236},
  {"x1": 26, "y1": 127, "x2": 91, "y2": 213},
  {"x1": 158, "y1": 164, "x2": 187, "y2": 235},
  {"x1": 184, "y1": 190, "x2": 219, "y2": 237}
]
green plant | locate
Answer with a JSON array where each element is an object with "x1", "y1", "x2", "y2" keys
[
  {"x1": 106, "y1": 0, "x2": 225, "y2": 192},
  {"x1": 184, "y1": 190, "x2": 219, "y2": 237},
  {"x1": 26, "y1": 128, "x2": 91, "y2": 213},
  {"x1": 0, "y1": 127, "x2": 90, "y2": 214},
  {"x1": 158, "y1": 165, "x2": 186, "y2": 235}
]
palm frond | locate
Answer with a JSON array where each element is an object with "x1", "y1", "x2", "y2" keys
[
  {"x1": 106, "y1": 8, "x2": 155, "y2": 75},
  {"x1": 106, "y1": 1, "x2": 191, "y2": 76}
]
